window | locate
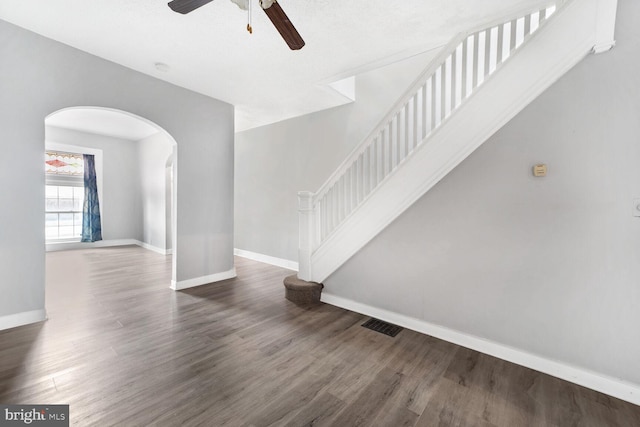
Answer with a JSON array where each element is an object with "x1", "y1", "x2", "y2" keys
[
  {"x1": 45, "y1": 151, "x2": 84, "y2": 240},
  {"x1": 45, "y1": 185, "x2": 84, "y2": 239}
]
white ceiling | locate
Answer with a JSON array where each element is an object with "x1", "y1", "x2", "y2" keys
[
  {"x1": 46, "y1": 108, "x2": 160, "y2": 141},
  {"x1": 0, "y1": 0, "x2": 547, "y2": 131}
]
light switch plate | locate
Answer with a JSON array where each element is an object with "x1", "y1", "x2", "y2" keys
[{"x1": 634, "y1": 199, "x2": 640, "y2": 217}]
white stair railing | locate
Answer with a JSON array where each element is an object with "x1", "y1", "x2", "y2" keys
[{"x1": 298, "y1": 3, "x2": 560, "y2": 281}]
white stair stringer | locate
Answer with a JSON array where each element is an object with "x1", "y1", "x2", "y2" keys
[{"x1": 300, "y1": 0, "x2": 617, "y2": 283}]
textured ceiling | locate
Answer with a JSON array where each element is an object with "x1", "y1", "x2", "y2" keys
[{"x1": 0, "y1": 0, "x2": 547, "y2": 131}]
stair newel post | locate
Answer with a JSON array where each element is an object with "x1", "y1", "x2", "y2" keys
[{"x1": 297, "y1": 191, "x2": 315, "y2": 281}]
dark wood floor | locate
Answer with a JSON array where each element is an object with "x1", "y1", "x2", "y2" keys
[{"x1": 0, "y1": 246, "x2": 638, "y2": 426}]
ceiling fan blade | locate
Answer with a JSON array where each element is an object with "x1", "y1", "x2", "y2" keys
[
  {"x1": 168, "y1": 0, "x2": 215, "y2": 14},
  {"x1": 262, "y1": 2, "x2": 305, "y2": 50}
]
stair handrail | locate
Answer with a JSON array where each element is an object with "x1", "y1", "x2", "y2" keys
[
  {"x1": 298, "y1": 1, "x2": 564, "y2": 281},
  {"x1": 312, "y1": 33, "x2": 466, "y2": 204},
  {"x1": 312, "y1": 1, "x2": 562, "y2": 205}
]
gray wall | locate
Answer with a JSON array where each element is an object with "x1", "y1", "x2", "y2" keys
[
  {"x1": 46, "y1": 126, "x2": 143, "y2": 241},
  {"x1": 0, "y1": 19, "x2": 234, "y2": 319},
  {"x1": 326, "y1": 0, "x2": 640, "y2": 385},
  {"x1": 234, "y1": 52, "x2": 436, "y2": 261},
  {"x1": 138, "y1": 132, "x2": 174, "y2": 251}
]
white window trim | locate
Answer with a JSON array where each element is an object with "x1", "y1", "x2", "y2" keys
[
  {"x1": 45, "y1": 141, "x2": 104, "y2": 233},
  {"x1": 46, "y1": 176, "x2": 84, "y2": 187}
]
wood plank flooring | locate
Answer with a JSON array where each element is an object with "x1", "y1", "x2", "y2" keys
[{"x1": 0, "y1": 246, "x2": 638, "y2": 426}]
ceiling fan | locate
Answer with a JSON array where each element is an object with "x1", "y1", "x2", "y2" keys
[{"x1": 167, "y1": 0, "x2": 305, "y2": 50}]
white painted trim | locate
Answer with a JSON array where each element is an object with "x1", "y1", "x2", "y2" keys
[
  {"x1": 594, "y1": 0, "x2": 618, "y2": 54},
  {"x1": 0, "y1": 309, "x2": 47, "y2": 331},
  {"x1": 136, "y1": 241, "x2": 172, "y2": 256},
  {"x1": 46, "y1": 239, "x2": 172, "y2": 255},
  {"x1": 46, "y1": 239, "x2": 139, "y2": 252},
  {"x1": 592, "y1": 40, "x2": 616, "y2": 54},
  {"x1": 234, "y1": 249, "x2": 299, "y2": 271},
  {"x1": 321, "y1": 292, "x2": 640, "y2": 406},
  {"x1": 170, "y1": 268, "x2": 237, "y2": 291}
]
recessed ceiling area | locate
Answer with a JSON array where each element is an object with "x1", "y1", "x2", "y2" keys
[
  {"x1": 46, "y1": 108, "x2": 159, "y2": 141},
  {"x1": 1, "y1": 0, "x2": 548, "y2": 131}
]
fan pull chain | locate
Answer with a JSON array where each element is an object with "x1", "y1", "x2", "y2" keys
[{"x1": 247, "y1": 0, "x2": 253, "y2": 34}]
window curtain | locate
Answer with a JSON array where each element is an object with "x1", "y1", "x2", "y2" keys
[{"x1": 81, "y1": 154, "x2": 102, "y2": 242}]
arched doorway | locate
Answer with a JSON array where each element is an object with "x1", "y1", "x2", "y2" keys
[{"x1": 45, "y1": 106, "x2": 178, "y2": 286}]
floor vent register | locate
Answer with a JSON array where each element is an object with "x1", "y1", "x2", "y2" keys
[{"x1": 361, "y1": 318, "x2": 403, "y2": 337}]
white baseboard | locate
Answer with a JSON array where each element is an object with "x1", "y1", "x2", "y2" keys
[
  {"x1": 170, "y1": 268, "x2": 237, "y2": 291},
  {"x1": 234, "y1": 248, "x2": 298, "y2": 271},
  {"x1": 46, "y1": 239, "x2": 172, "y2": 255},
  {"x1": 0, "y1": 309, "x2": 47, "y2": 331},
  {"x1": 136, "y1": 241, "x2": 172, "y2": 255},
  {"x1": 46, "y1": 239, "x2": 139, "y2": 252},
  {"x1": 321, "y1": 292, "x2": 640, "y2": 407}
]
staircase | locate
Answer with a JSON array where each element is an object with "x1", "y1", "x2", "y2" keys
[{"x1": 297, "y1": 0, "x2": 617, "y2": 283}]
